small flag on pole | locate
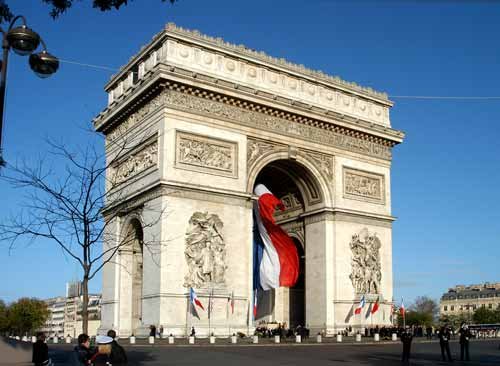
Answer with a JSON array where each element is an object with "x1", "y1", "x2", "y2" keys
[
  {"x1": 230, "y1": 291, "x2": 235, "y2": 314},
  {"x1": 354, "y1": 295, "x2": 365, "y2": 315},
  {"x1": 190, "y1": 288, "x2": 204, "y2": 311},
  {"x1": 371, "y1": 296, "x2": 380, "y2": 314},
  {"x1": 400, "y1": 298, "x2": 405, "y2": 316},
  {"x1": 253, "y1": 290, "x2": 258, "y2": 318}
]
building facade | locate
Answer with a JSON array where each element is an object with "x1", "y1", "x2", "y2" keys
[
  {"x1": 440, "y1": 283, "x2": 500, "y2": 318},
  {"x1": 40, "y1": 282, "x2": 101, "y2": 338},
  {"x1": 95, "y1": 24, "x2": 405, "y2": 337}
]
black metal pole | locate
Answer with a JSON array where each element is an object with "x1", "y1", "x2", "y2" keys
[{"x1": 0, "y1": 33, "x2": 9, "y2": 167}]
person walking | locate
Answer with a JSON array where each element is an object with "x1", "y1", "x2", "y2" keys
[
  {"x1": 401, "y1": 327, "x2": 413, "y2": 365},
  {"x1": 439, "y1": 325, "x2": 453, "y2": 362},
  {"x1": 107, "y1": 330, "x2": 127, "y2": 365},
  {"x1": 74, "y1": 333, "x2": 94, "y2": 365},
  {"x1": 32, "y1": 332, "x2": 50, "y2": 366},
  {"x1": 89, "y1": 335, "x2": 113, "y2": 366},
  {"x1": 459, "y1": 322, "x2": 471, "y2": 361}
]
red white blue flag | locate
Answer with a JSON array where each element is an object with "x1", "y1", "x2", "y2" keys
[
  {"x1": 354, "y1": 295, "x2": 366, "y2": 315},
  {"x1": 253, "y1": 184, "x2": 299, "y2": 290},
  {"x1": 190, "y1": 288, "x2": 204, "y2": 311}
]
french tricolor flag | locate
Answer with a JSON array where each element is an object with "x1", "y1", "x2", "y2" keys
[
  {"x1": 190, "y1": 288, "x2": 204, "y2": 310},
  {"x1": 354, "y1": 295, "x2": 365, "y2": 315},
  {"x1": 253, "y1": 184, "x2": 299, "y2": 291}
]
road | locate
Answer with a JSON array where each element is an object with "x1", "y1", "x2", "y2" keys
[{"x1": 47, "y1": 339, "x2": 500, "y2": 366}]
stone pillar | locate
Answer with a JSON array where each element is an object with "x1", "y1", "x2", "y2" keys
[{"x1": 304, "y1": 212, "x2": 334, "y2": 335}]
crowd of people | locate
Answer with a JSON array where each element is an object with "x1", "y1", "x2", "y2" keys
[
  {"x1": 32, "y1": 330, "x2": 128, "y2": 365},
  {"x1": 254, "y1": 322, "x2": 310, "y2": 340}
]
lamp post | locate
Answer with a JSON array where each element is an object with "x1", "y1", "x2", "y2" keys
[{"x1": 0, "y1": 15, "x2": 59, "y2": 167}]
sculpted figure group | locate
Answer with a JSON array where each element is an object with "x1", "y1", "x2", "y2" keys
[
  {"x1": 184, "y1": 212, "x2": 227, "y2": 288},
  {"x1": 349, "y1": 228, "x2": 382, "y2": 294}
]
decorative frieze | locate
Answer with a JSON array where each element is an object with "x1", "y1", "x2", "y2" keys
[
  {"x1": 110, "y1": 142, "x2": 158, "y2": 186},
  {"x1": 175, "y1": 131, "x2": 238, "y2": 178},
  {"x1": 184, "y1": 212, "x2": 227, "y2": 288},
  {"x1": 343, "y1": 167, "x2": 385, "y2": 204},
  {"x1": 165, "y1": 90, "x2": 392, "y2": 160},
  {"x1": 349, "y1": 228, "x2": 382, "y2": 294}
]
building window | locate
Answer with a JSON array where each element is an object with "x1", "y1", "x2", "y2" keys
[
  {"x1": 451, "y1": 306, "x2": 455, "y2": 311},
  {"x1": 459, "y1": 305, "x2": 463, "y2": 310},
  {"x1": 444, "y1": 306, "x2": 448, "y2": 311},
  {"x1": 481, "y1": 304, "x2": 486, "y2": 308},
  {"x1": 473, "y1": 305, "x2": 477, "y2": 310}
]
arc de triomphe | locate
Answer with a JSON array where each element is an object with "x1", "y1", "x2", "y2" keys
[{"x1": 94, "y1": 24, "x2": 404, "y2": 337}]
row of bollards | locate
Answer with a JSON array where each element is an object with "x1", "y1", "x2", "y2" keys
[{"x1": 129, "y1": 333, "x2": 399, "y2": 345}]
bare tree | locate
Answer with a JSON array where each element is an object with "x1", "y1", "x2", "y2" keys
[{"x1": 0, "y1": 130, "x2": 166, "y2": 334}]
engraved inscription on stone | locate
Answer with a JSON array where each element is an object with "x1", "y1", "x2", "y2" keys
[
  {"x1": 184, "y1": 212, "x2": 227, "y2": 288},
  {"x1": 349, "y1": 228, "x2": 382, "y2": 294},
  {"x1": 343, "y1": 167, "x2": 385, "y2": 203},
  {"x1": 110, "y1": 142, "x2": 158, "y2": 186},
  {"x1": 175, "y1": 131, "x2": 238, "y2": 178}
]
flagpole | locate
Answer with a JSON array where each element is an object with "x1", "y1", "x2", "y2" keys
[{"x1": 208, "y1": 287, "x2": 212, "y2": 335}]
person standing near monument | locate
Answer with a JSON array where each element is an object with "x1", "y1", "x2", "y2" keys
[
  {"x1": 439, "y1": 325, "x2": 453, "y2": 362},
  {"x1": 32, "y1": 332, "x2": 49, "y2": 366},
  {"x1": 459, "y1": 322, "x2": 472, "y2": 361},
  {"x1": 400, "y1": 327, "x2": 413, "y2": 365},
  {"x1": 107, "y1": 329, "x2": 127, "y2": 365}
]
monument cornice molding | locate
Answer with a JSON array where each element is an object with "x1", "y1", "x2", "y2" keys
[
  {"x1": 95, "y1": 68, "x2": 404, "y2": 147},
  {"x1": 301, "y1": 207, "x2": 395, "y2": 227},
  {"x1": 105, "y1": 23, "x2": 390, "y2": 104}
]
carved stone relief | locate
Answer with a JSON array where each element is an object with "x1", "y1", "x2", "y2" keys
[
  {"x1": 349, "y1": 228, "x2": 382, "y2": 294},
  {"x1": 110, "y1": 142, "x2": 158, "y2": 186},
  {"x1": 164, "y1": 91, "x2": 392, "y2": 160},
  {"x1": 301, "y1": 150, "x2": 334, "y2": 182},
  {"x1": 175, "y1": 131, "x2": 237, "y2": 178},
  {"x1": 343, "y1": 167, "x2": 385, "y2": 204},
  {"x1": 247, "y1": 138, "x2": 282, "y2": 168},
  {"x1": 184, "y1": 212, "x2": 227, "y2": 288}
]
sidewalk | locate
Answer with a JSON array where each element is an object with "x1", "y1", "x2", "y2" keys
[{"x1": 0, "y1": 337, "x2": 32, "y2": 365}]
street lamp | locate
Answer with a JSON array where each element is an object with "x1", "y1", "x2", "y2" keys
[{"x1": 0, "y1": 15, "x2": 59, "y2": 167}]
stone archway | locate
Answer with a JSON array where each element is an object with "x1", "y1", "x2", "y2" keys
[
  {"x1": 252, "y1": 158, "x2": 325, "y2": 328},
  {"x1": 119, "y1": 218, "x2": 144, "y2": 336}
]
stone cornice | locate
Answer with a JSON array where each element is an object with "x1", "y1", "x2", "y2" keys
[
  {"x1": 301, "y1": 207, "x2": 395, "y2": 227},
  {"x1": 106, "y1": 23, "x2": 389, "y2": 103}
]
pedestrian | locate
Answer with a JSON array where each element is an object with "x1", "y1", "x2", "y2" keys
[
  {"x1": 439, "y1": 325, "x2": 453, "y2": 362},
  {"x1": 32, "y1": 332, "x2": 50, "y2": 366},
  {"x1": 74, "y1": 333, "x2": 94, "y2": 365},
  {"x1": 459, "y1": 322, "x2": 471, "y2": 361},
  {"x1": 159, "y1": 325, "x2": 164, "y2": 339},
  {"x1": 190, "y1": 326, "x2": 196, "y2": 337},
  {"x1": 149, "y1": 325, "x2": 156, "y2": 337},
  {"x1": 400, "y1": 327, "x2": 413, "y2": 365},
  {"x1": 107, "y1": 330, "x2": 127, "y2": 365},
  {"x1": 89, "y1": 335, "x2": 113, "y2": 366}
]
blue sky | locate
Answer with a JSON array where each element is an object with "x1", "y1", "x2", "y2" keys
[{"x1": 0, "y1": 0, "x2": 499, "y2": 306}]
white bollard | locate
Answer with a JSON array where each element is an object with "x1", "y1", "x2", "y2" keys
[
  {"x1": 252, "y1": 335, "x2": 259, "y2": 344},
  {"x1": 31, "y1": 336, "x2": 37, "y2": 343},
  {"x1": 188, "y1": 336, "x2": 195, "y2": 344},
  {"x1": 53, "y1": 336, "x2": 58, "y2": 344},
  {"x1": 274, "y1": 335, "x2": 280, "y2": 343},
  {"x1": 316, "y1": 334, "x2": 322, "y2": 343},
  {"x1": 148, "y1": 336, "x2": 154, "y2": 344},
  {"x1": 15, "y1": 336, "x2": 20, "y2": 341},
  {"x1": 22, "y1": 336, "x2": 28, "y2": 342},
  {"x1": 231, "y1": 335, "x2": 237, "y2": 344},
  {"x1": 66, "y1": 336, "x2": 71, "y2": 344},
  {"x1": 129, "y1": 336, "x2": 136, "y2": 344},
  {"x1": 336, "y1": 334, "x2": 342, "y2": 342},
  {"x1": 168, "y1": 336, "x2": 174, "y2": 344},
  {"x1": 209, "y1": 336, "x2": 216, "y2": 344},
  {"x1": 374, "y1": 333, "x2": 380, "y2": 342},
  {"x1": 392, "y1": 333, "x2": 397, "y2": 341},
  {"x1": 356, "y1": 334, "x2": 362, "y2": 342},
  {"x1": 295, "y1": 335, "x2": 301, "y2": 343}
]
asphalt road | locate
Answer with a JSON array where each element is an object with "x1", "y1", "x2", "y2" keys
[{"x1": 47, "y1": 339, "x2": 500, "y2": 366}]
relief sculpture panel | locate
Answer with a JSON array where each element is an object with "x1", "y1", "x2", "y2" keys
[
  {"x1": 343, "y1": 167, "x2": 385, "y2": 204},
  {"x1": 349, "y1": 228, "x2": 382, "y2": 294},
  {"x1": 175, "y1": 131, "x2": 238, "y2": 178},
  {"x1": 110, "y1": 142, "x2": 158, "y2": 186},
  {"x1": 184, "y1": 212, "x2": 227, "y2": 288}
]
